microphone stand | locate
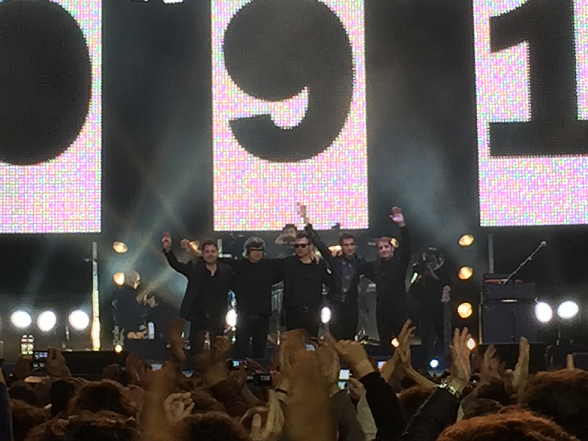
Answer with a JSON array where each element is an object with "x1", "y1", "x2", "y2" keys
[{"x1": 503, "y1": 242, "x2": 546, "y2": 284}]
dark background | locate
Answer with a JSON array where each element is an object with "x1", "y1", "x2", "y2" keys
[{"x1": 0, "y1": 0, "x2": 585, "y2": 349}]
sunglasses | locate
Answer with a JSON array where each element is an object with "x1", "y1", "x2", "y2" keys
[{"x1": 294, "y1": 243, "x2": 309, "y2": 248}]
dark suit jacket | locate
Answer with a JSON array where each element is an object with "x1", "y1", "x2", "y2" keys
[{"x1": 164, "y1": 250, "x2": 232, "y2": 327}]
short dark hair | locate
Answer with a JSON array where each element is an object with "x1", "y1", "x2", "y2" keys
[
  {"x1": 295, "y1": 232, "x2": 311, "y2": 242},
  {"x1": 69, "y1": 380, "x2": 135, "y2": 417},
  {"x1": 26, "y1": 410, "x2": 138, "y2": 441},
  {"x1": 437, "y1": 409, "x2": 577, "y2": 441},
  {"x1": 519, "y1": 369, "x2": 588, "y2": 440},
  {"x1": 282, "y1": 223, "x2": 297, "y2": 232},
  {"x1": 201, "y1": 239, "x2": 218, "y2": 251},
  {"x1": 10, "y1": 399, "x2": 47, "y2": 441},
  {"x1": 338, "y1": 233, "x2": 356, "y2": 246},
  {"x1": 9, "y1": 381, "x2": 40, "y2": 407},
  {"x1": 182, "y1": 411, "x2": 250, "y2": 441}
]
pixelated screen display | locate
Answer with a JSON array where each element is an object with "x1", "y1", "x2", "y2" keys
[
  {"x1": 0, "y1": 0, "x2": 101, "y2": 233},
  {"x1": 212, "y1": 0, "x2": 368, "y2": 231},
  {"x1": 475, "y1": 0, "x2": 588, "y2": 226}
]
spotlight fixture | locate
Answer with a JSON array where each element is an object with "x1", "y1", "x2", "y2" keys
[
  {"x1": 189, "y1": 240, "x2": 199, "y2": 252},
  {"x1": 535, "y1": 302, "x2": 553, "y2": 324},
  {"x1": 321, "y1": 306, "x2": 332, "y2": 324},
  {"x1": 112, "y1": 241, "x2": 128, "y2": 253},
  {"x1": 37, "y1": 311, "x2": 57, "y2": 332},
  {"x1": 458, "y1": 234, "x2": 475, "y2": 247},
  {"x1": 457, "y1": 302, "x2": 473, "y2": 319},
  {"x1": 390, "y1": 238, "x2": 399, "y2": 248},
  {"x1": 113, "y1": 272, "x2": 125, "y2": 286},
  {"x1": 466, "y1": 337, "x2": 477, "y2": 350},
  {"x1": 429, "y1": 358, "x2": 440, "y2": 369},
  {"x1": 69, "y1": 310, "x2": 90, "y2": 331},
  {"x1": 557, "y1": 301, "x2": 579, "y2": 320},
  {"x1": 226, "y1": 309, "x2": 237, "y2": 328},
  {"x1": 114, "y1": 344, "x2": 123, "y2": 353},
  {"x1": 458, "y1": 266, "x2": 474, "y2": 280},
  {"x1": 11, "y1": 311, "x2": 32, "y2": 329},
  {"x1": 391, "y1": 338, "x2": 400, "y2": 348}
]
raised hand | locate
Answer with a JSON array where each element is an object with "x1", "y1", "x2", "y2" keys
[
  {"x1": 248, "y1": 390, "x2": 285, "y2": 441},
  {"x1": 163, "y1": 392, "x2": 195, "y2": 424},
  {"x1": 162, "y1": 232, "x2": 172, "y2": 251},
  {"x1": 446, "y1": 328, "x2": 471, "y2": 393},
  {"x1": 180, "y1": 238, "x2": 191, "y2": 250},
  {"x1": 390, "y1": 206, "x2": 405, "y2": 227},
  {"x1": 510, "y1": 337, "x2": 530, "y2": 396},
  {"x1": 328, "y1": 334, "x2": 374, "y2": 379},
  {"x1": 479, "y1": 345, "x2": 502, "y2": 384},
  {"x1": 45, "y1": 348, "x2": 71, "y2": 378}
]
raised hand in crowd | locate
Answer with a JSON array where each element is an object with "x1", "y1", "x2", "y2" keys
[
  {"x1": 163, "y1": 392, "x2": 195, "y2": 424},
  {"x1": 380, "y1": 319, "x2": 415, "y2": 382},
  {"x1": 447, "y1": 327, "x2": 472, "y2": 394},
  {"x1": 478, "y1": 344, "x2": 503, "y2": 385},
  {"x1": 505, "y1": 336, "x2": 530, "y2": 397},
  {"x1": 45, "y1": 348, "x2": 71, "y2": 379}
]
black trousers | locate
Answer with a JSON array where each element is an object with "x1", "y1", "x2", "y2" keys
[
  {"x1": 233, "y1": 312, "x2": 270, "y2": 359},
  {"x1": 376, "y1": 301, "x2": 407, "y2": 353},
  {"x1": 188, "y1": 323, "x2": 224, "y2": 356},
  {"x1": 284, "y1": 306, "x2": 320, "y2": 338},
  {"x1": 329, "y1": 301, "x2": 358, "y2": 341}
]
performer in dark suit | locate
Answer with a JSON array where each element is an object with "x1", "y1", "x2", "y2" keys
[
  {"x1": 162, "y1": 233, "x2": 232, "y2": 354},
  {"x1": 360, "y1": 207, "x2": 411, "y2": 350}
]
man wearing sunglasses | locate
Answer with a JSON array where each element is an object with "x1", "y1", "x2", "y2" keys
[{"x1": 279, "y1": 231, "x2": 332, "y2": 337}]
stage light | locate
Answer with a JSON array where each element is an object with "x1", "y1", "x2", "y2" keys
[
  {"x1": 391, "y1": 338, "x2": 400, "y2": 348},
  {"x1": 535, "y1": 302, "x2": 553, "y2": 323},
  {"x1": 226, "y1": 309, "x2": 237, "y2": 328},
  {"x1": 112, "y1": 241, "x2": 128, "y2": 253},
  {"x1": 467, "y1": 337, "x2": 477, "y2": 350},
  {"x1": 457, "y1": 303, "x2": 473, "y2": 319},
  {"x1": 557, "y1": 301, "x2": 579, "y2": 320},
  {"x1": 114, "y1": 344, "x2": 123, "y2": 353},
  {"x1": 69, "y1": 310, "x2": 90, "y2": 331},
  {"x1": 113, "y1": 272, "x2": 125, "y2": 286},
  {"x1": 321, "y1": 306, "x2": 332, "y2": 324},
  {"x1": 390, "y1": 238, "x2": 399, "y2": 248},
  {"x1": 189, "y1": 241, "x2": 199, "y2": 252},
  {"x1": 459, "y1": 234, "x2": 475, "y2": 247},
  {"x1": 11, "y1": 311, "x2": 32, "y2": 329},
  {"x1": 37, "y1": 311, "x2": 57, "y2": 332},
  {"x1": 429, "y1": 358, "x2": 439, "y2": 369},
  {"x1": 458, "y1": 266, "x2": 473, "y2": 280}
]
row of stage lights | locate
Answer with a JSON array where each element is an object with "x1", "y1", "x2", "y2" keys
[
  {"x1": 9, "y1": 310, "x2": 90, "y2": 332},
  {"x1": 454, "y1": 300, "x2": 581, "y2": 323}
]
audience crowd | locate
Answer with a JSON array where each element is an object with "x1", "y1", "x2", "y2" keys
[{"x1": 1, "y1": 317, "x2": 587, "y2": 441}]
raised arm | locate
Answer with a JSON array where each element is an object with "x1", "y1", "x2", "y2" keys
[
  {"x1": 391, "y1": 207, "x2": 411, "y2": 272},
  {"x1": 304, "y1": 223, "x2": 333, "y2": 264},
  {"x1": 161, "y1": 233, "x2": 190, "y2": 277}
]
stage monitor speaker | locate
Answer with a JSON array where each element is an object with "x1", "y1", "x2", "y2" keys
[
  {"x1": 481, "y1": 302, "x2": 538, "y2": 344},
  {"x1": 63, "y1": 350, "x2": 129, "y2": 379},
  {"x1": 478, "y1": 343, "x2": 546, "y2": 372}
]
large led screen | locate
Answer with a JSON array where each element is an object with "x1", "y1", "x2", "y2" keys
[
  {"x1": 212, "y1": 0, "x2": 368, "y2": 231},
  {"x1": 0, "y1": 0, "x2": 101, "y2": 233},
  {"x1": 475, "y1": 0, "x2": 588, "y2": 226}
]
